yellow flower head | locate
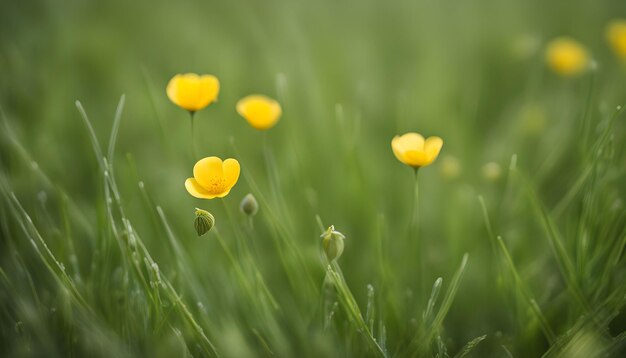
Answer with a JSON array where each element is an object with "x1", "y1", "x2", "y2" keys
[
  {"x1": 545, "y1": 38, "x2": 589, "y2": 77},
  {"x1": 607, "y1": 20, "x2": 626, "y2": 60},
  {"x1": 391, "y1": 132, "x2": 443, "y2": 169},
  {"x1": 236, "y1": 95, "x2": 282, "y2": 130},
  {"x1": 439, "y1": 155, "x2": 461, "y2": 179},
  {"x1": 167, "y1": 73, "x2": 220, "y2": 112},
  {"x1": 185, "y1": 156, "x2": 240, "y2": 199}
]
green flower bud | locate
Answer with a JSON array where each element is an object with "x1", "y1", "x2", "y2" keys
[
  {"x1": 240, "y1": 193, "x2": 259, "y2": 216},
  {"x1": 321, "y1": 225, "x2": 345, "y2": 262},
  {"x1": 194, "y1": 208, "x2": 215, "y2": 236}
]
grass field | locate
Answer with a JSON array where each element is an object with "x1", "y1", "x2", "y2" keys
[{"x1": 1, "y1": 0, "x2": 626, "y2": 357}]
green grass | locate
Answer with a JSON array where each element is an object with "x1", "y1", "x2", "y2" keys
[{"x1": 1, "y1": 0, "x2": 626, "y2": 356}]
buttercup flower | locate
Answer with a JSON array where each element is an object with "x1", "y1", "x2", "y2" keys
[
  {"x1": 185, "y1": 156, "x2": 240, "y2": 199},
  {"x1": 545, "y1": 38, "x2": 589, "y2": 76},
  {"x1": 236, "y1": 95, "x2": 282, "y2": 130},
  {"x1": 167, "y1": 73, "x2": 220, "y2": 112},
  {"x1": 606, "y1": 20, "x2": 626, "y2": 60},
  {"x1": 391, "y1": 132, "x2": 443, "y2": 169}
]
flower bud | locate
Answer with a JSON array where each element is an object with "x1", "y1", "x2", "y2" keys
[
  {"x1": 240, "y1": 193, "x2": 259, "y2": 216},
  {"x1": 321, "y1": 225, "x2": 345, "y2": 262},
  {"x1": 194, "y1": 208, "x2": 215, "y2": 236}
]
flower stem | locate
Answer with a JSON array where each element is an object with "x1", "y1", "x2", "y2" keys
[
  {"x1": 189, "y1": 111, "x2": 197, "y2": 160},
  {"x1": 409, "y1": 168, "x2": 424, "y2": 300},
  {"x1": 410, "y1": 168, "x2": 420, "y2": 234}
]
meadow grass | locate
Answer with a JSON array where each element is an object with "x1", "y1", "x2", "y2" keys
[{"x1": 1, "y1": 1, "x2": 626, "y2": 357}]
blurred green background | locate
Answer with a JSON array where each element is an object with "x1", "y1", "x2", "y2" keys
[{"x1": 1, "y1": 0, "x2": 626, "y2": 357}]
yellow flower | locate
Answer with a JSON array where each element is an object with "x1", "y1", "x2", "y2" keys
[
  {"x1": 167, "y1": 73, "x2": 220, "y2": 112},
  {"x1": 236, "y1": 95, "x2": 282, "y2": 130},
  {"x1": 607, "y1": 20, "x2": 626, "y2": 60},
  {"x1": 481, "y1": 162, "x2": 502, "y2": 182},
  {"x1": 185, "y1": 157, "x2": 240, "y2": 199},
  {"x1": 545, "y1": 38, "x2": 589, "y2": 77},
  {"x1": 439, "y1": 155, "x2": 461, "y2": 179},
  {"x1": 391, "y1": 132, "x2": 443, "y2": 169}
]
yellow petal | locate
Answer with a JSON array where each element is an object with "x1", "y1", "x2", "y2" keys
[
  {"x1": 196, "y1": 75, "x2": 220, "y2": 109},
  {"x1": 403, "y1": 150, "x2": 429, "y2": 167},
  {"x1": 392, "y1": 133, "x2": 427, "y2": 167},
  {"x1": 399, "y1": 133, "x2": 425, "y2": 151},
  {"x1": 237, "y1": 95, "x2": 282, "y2": 130},
  {"x1": 214, "y1": 188, "x2": 232, "y2": 198},
  {"x1": 185, "y1": 178, "x2": 219, "y2": 199},
  {"x1": 166, "y1": 74, "x2": 183, "y2": 107},
  {"x1": 607, "y1": 20, "x2": 626, "y2": 59},
  {"x1": 167, "y1": 73, "x2": 219, "y2": 112},
  {"x1": 167, "y1": 74, "x2": 198, "y2": 110},
  {"x1": 545, "y1": 38, "x2": 589, "y2": 76},
  {"x1": 222, "y1": 158, "x2": 241, "y2": 189},
  {"x1": 424, "y1": 136, "x2": 443, "y2": 164},
  {"x1": 193, "y1": 156, "x2": 224, "y2": 192},
  {"x1": 391, "y1": 136, "x2": 407, "y2": 163}
]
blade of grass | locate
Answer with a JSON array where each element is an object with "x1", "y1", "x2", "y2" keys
[
  {"x1": 107, "y1": 94, "x2": 126, "y2": 167},
  {"x1": 495, "y1": 236, "x2": 556, "y2": 343}
]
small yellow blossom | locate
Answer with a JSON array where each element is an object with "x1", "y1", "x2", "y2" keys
[
  {"x1": 391, "y1": 132, "x2": 443, "y2": 169},
  {"x1": 236, "y1": 95, "x2": 282, "y2": 130},
  {"x1": 440, "y1": 155, "x2": 461, "y2": 179},
  {"x1": 607, "y1": 20, "x2": 626, "y2": 60},
  {"x1": 167, "y1": 73, "x2": 220, "y2": 112},
  {"x1": 185, "y1": 156, "x2": 240, "y2": 199},
  {"x1": 481, "y1": 162, "x2": 502, "y2": 182},
  {"x1": 545, "y1": 38, "x2": 589, "y2": 77}
]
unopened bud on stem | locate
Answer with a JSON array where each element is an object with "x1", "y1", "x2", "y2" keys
[
  {"x1": 240, "y1": 193, "x2": 259, "y2": 216},
  {"x1": 194, "y1": 208, "x2": 215, "y2": 236},
  {"x1": 321, "y1": 225, "x2": 345, "y2": 262}
]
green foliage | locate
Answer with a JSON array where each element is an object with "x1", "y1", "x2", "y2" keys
[{"x1": 1, "y1": 0, "x2": 626, "y2": 357}]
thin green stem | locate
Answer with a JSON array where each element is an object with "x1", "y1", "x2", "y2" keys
[
  {"x1": 410, "y1": 168, "x2": 420, "y2": 233},
  {"x1": 221, "y1": 198, "x2": 244, "y2": 258},
  {"x1": 189, "y1": 111, "x2": 197, "y2": 160},
  {"x1": 220, "y1": 199, "x2": 279, "y2": 310},
  {"x1": 409, "y1": 168, "x2": 424, "y2": 299}
]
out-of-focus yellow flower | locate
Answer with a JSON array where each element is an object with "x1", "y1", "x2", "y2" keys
[
  {"x1": 545, "y1": 38, "x2": 589, "y2": 77},
  {"x1": 481, "y1": 162, "x2": 502, "y2": 182},
  {"x1": 185, "y1": 156, "x2": 240, "y2": 199},
  {"x1": 392, "y1": 132, "x2": 443, "y2": 169},
  {"x1": 167, "y1": 73, "x2": 220, "y2": 112},
  {"x1": 607, "y1": 20, "x2": 626, "y2": 60},
  {"x1": 440, "y1": 155, "x2": 461, "y2": 179},
  {"x1": 236, "y1": 95, "x2": 282, "y2": 130}
]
